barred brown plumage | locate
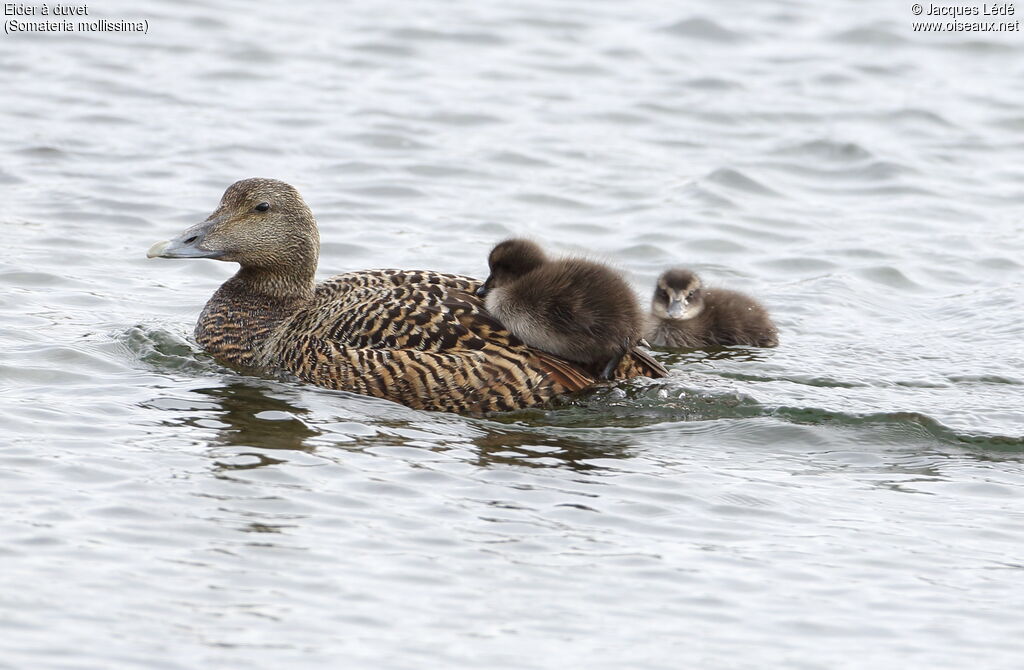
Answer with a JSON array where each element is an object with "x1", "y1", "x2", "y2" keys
[{"x1": 148, "y1": 178, "x2": 666, "y2": 414}]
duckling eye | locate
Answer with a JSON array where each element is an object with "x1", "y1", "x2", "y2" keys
[{"x1": 254, "y1": 202, "x2": 270, "y2": 212}]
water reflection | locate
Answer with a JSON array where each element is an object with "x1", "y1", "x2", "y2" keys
[
  {"x1": 468, "y1": 426, "x2": 633, "y2": 470},
  {"x1": 151, "y1": 378, "x2": 640, "y2": 471},
  {"x1": 190, "y1": 382, "x2": 320, "y2": 452},
  {"x1": 150, "y1": 371, "x2": 1023, "y2": 485}
]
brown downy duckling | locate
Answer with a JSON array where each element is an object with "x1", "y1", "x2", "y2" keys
[
  {"x1": 645, "y1": 268, "x2": 778, "y2": 349},
  {"x1": 146, "y1": 179, "x2": 666, "y2": 415},
  {"x1": 476, "y1": 239, "x2": 642, "y2": 380}
]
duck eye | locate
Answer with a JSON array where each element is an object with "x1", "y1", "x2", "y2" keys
[{"x1": 254, "y1": 202, "x2": 270, "y2": 212}]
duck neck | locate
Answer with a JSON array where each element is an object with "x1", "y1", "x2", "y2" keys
[
  {"x1": 233, "y1": 264, "x2": 316, "y2": 301},
  {"x1": 194, "y1": 262, "x2": 317, "y2": 369}
]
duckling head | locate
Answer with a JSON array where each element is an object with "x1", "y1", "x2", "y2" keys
[
  {"x1": 147, "y1": 178, "x2": 320, "y2": 276},
  {"x1": 652, "y1": 268, "x2": 704, "y2": 320},
  {"x1": 476, "y1": 238, "x2": 547, "y2": 297}
]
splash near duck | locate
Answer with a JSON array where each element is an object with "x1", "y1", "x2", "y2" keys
[{"x1": 148, "y1": 178, "x2": 666, "y2": 414}]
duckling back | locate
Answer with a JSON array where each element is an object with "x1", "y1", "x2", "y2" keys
[
  {"x1": 485, "y1": 259, "x2": 643, "y2": 367},
  {"x1": 701, "y1": 288, "x2": 778, "y2": 348}
]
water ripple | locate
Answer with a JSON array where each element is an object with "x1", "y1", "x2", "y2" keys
[{"x1": 3, "y1": 1, "x2": 1024, "y2": 668}]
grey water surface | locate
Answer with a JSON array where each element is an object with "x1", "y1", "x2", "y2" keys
[{"x1": 2, "y1": 0, "x2": 1024, "y2": 668}]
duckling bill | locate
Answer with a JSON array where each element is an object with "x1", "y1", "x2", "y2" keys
[
  {"x1": 476, "y1": 239, "x2": 643, "y2": 380},
  {"x1": 646, "y1": 268, "x2": 778, "y2": 349},
  {"x1": 147, "y1": 178, "x2": 666, "y2": 414}
]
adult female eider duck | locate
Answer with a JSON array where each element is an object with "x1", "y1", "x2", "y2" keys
[
  {"x1": 645, "y1": 268, "x2": 778, "y2": 349},
  {"x1": 147, "y1": 178, "x2": 666, "y2": 414},
  {"x1": 476, "y1": 239, "x2": 643, "y2": 380}
]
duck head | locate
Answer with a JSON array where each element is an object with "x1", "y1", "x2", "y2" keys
[
  {"x1": 476, "y1": 238, "x2": 547, "y2": 297},
  {"x1": 147, "y1": 178, "x2": 320, "y2": 270},
  {"x1": 652, "y1": 268, "x2": 704, "y2": 320}
]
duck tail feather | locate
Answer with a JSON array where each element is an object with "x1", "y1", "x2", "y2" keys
[
  {"x1": 533, "y1": 351, "x2": 596, "y2": 392},
  {"x1": 627, "y1": 347, "x2": 668, "y2": 378}
]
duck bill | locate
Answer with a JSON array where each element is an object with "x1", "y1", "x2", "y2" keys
[
  {"x1": 146, "y1": 218, "x2": 225, "y2": 259},
  {"x1": 667, "y1": 298, "x2": 686, "y2": 318},
  {"x1": 475, "y1": 278, "x2": 492, "y2": 298}
]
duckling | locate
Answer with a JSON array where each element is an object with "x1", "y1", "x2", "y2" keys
[
  {"x1": 645, "y1": 268, "x2": 778, "y2": 349},
  {"x1": 475, "y1": 239, "x2": 643, "y2": 380},
  {"x1": 147, "y1": 179, "x2": 666, "y2": 414}
]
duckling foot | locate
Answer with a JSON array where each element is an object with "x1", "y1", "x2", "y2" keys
[{"x1": 598, "y1": 348, "x2": 628, "y2": 381}]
